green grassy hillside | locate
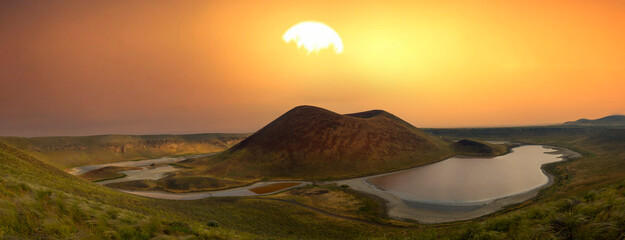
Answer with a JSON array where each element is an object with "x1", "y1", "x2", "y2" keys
[
  {"x1": 0, "y1": 141, "x2": 246, "y2": 239},
  {"x1": 0, "y1": 133, "x2": 249, "y2": 169}
]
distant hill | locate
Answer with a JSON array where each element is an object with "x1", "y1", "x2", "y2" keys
[
  {"x1": 0, "y1": 133, "x2": 249, "y2": 169},
  {"x1": 181, "y1": 105, "x2": 452, "y2": 180},
  {"x1": 564, "y1": 115, "x2": 625, "y2": 127}
]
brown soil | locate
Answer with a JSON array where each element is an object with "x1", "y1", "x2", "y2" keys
[{"x1": 248, "y1": 182, "x2": 301, "y2": 194}]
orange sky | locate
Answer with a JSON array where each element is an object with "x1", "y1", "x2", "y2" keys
[{"x1": 1, "y1": 0, "x2": 624, "y2": 136}]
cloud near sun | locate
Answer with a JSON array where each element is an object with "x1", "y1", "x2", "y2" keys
[{"x1": 283, "y1": 21, "x2": 343, "y2": 54}]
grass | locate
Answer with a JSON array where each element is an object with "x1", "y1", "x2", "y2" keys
[
  {"x1": 0, "y1": 141, "x2": 246, "y2": 239},
  {"x1": 450, "y1": 182, "x2": 625, "y2": 239},
  {"x1": 268, "y1": 184, "x2": 406, "y2": 226}
]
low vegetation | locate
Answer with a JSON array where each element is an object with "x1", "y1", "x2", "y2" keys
[
  {"x1": 269, "y1": 184, "x2": 411, "y2": 226},
  {"x1": 455, "y1": 182, "x2": 625, "y2": 239},
  {"x1": 106, "y1": 176, "x2": 247, "y2": 193}
]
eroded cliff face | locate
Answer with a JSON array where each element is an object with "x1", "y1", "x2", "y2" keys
[
  {"x1": 22, "y1": 135, "x2": 247, "y2": 154},
  {"x1": 96, "y1": 137, "x2": 244, "y2": 153},
  {"x1": 28, "y1": 144, "x2": 88, "y2": 152},
  {"x1": 99, "y1": 139, "x2": 186, "y2": 153},
  {"x1": 199, "y1": 137, "x2": 242, "y2": 149},
  {"x1": 1, "y1": 134, "x2": 250, "y2": 168}
]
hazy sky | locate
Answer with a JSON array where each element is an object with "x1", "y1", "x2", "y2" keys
[{"x1": 1, "y1": 0, "x2": 624, "y2": 137}]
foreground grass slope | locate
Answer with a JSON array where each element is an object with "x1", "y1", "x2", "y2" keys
[
  {"x1": 0, "y1": 133, "x2": 248, "y2": 169},
  {"x1": 0, "y1": 141, "x2": 247, "y2": 239}
]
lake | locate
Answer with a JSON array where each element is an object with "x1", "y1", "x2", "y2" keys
[{"x1": 367, "y1": 145, "x2": 563, "y2": 206}]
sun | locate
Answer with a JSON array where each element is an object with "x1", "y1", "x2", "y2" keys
[{"x1": 283, "y1": 21, "x2": 343, "y2": 54}]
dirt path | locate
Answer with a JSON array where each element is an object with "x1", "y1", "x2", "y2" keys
[
  {"x1": 259, "y1": 198, "x2": 408, "y2": 228},
  {"x1": 118, "y1": 181, "x2": 309, "y2": 199}
]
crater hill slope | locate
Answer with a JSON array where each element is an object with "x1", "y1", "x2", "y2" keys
[{"x1": 179, "y1": 106, "x2": 453, "y2": 180}]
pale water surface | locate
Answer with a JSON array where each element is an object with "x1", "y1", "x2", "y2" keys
[
  {"x1": 68, "y1": 154, "x2": 215, "y2": 186},
  {"x1": 368, "y1": 145, "x2": 563, "y2": 205}
]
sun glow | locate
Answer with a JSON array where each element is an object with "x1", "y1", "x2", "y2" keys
[{"x1": 283, "y1": 21, "x2": 343, "y2": 54}]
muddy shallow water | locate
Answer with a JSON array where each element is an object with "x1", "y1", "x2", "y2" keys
[
  {"x1": 68, "y1": 153, "x2": 309, "y2": 198},
  {"x1": 67, "y1": 154, "x2": 214, "y2": 176}
]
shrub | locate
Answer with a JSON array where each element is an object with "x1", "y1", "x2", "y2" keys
[
  {"x1": 206, "y1": 220, "x2": 220, "y2": 227},
  {"x1": 487, "y1": 216, "x2": 516, "y2": 232},
  {"x1": 165, "y1": 221, "x2": 191, "y2": 234}
]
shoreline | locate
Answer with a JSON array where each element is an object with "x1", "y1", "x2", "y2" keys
[
  {"x1": 333, "y1": 145, "x2": 581, "y2": 224},
  {"x1": 116, "y1": 181, "x2": 310, "y2": 200}
]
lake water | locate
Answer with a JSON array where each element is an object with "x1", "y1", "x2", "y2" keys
[{"x1": 367, "y1": 145, "x2": 563, "y2": 205}]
